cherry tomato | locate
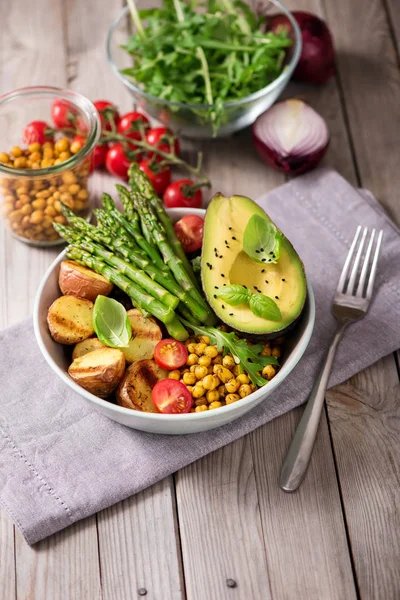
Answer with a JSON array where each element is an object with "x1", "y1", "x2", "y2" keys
[
  {"x1": 145, "y1": 127, "x2": 180, "y2": 157},
  {"x1": 154, "y1": 338, "x2": 188, "y2": 370},
  {"x1": 139, "y1": 158, "x2": 171, "y2": 196},
  {"x1": 117, "y1": 111, "x2": 150, "y2": 141},
  {"x1": 152, "y1": 379, "x2": 193, "y2": 414},
  {"x1": 105, "y1": 143, "x2": 132, "y2": 179},
  {"x1": 174, "y1": 215, "x2": 204, "y2": 253},
  {"x1": 23, "y1": 121, "x2": 53, "y2": 145},
  {"x1": 51, "y1": 99, "x2": 78, "y2": 128},
  {"x1": 163, "y1": 180, "x2": 203, "y2": 209},
  {"x1": 93, "y1": 100, "x2": 120, "y2": 131},
  {"x1": 92, "y1": 144, "x2": 109, "y2": 170}
]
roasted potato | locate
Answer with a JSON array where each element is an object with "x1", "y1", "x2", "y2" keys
[
  {"x1": 116, "y1": 359, "x2": 168, "y2": 412},
  {"x1": 47, "y1": 295, "x2": 94, "y2": 344},
  {"x1": 122, "y1": 308, "x2": 163, "y2": 364},
  {"x1": 58, "y1": 260, "x2": 113, "y2": 301},
  {"x1": 72, "y1": 337, "x2": 106, "y2": 360},
  {"x1": 68, "y1": 348, "x2": 125, "y2": 398}
]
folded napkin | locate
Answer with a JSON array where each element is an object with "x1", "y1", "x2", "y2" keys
[{"x1": 1, "y1": 168, "x2": 399, "y2": 545}]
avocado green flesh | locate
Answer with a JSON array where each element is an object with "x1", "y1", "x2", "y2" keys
[{"x1": 201, "y1": 194, "x2": 307, "y2": 334}]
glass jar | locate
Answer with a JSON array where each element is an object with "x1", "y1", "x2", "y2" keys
[{"x1": 0, "y1": 86, "x2": 100, "y2": 246}]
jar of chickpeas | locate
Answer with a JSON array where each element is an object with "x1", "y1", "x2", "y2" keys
[{"x1": 0, "y1": 86, "x2": 100, "y2": 246}]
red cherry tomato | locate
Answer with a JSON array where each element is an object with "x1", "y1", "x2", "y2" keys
[
  {"x1": 152, "y1": 379, "x2": 193, "y2": 414},
  {"x1": 163, "y1": 180, "x2": 203, "y2": 209},
  {"x1": 51, "y1": 99, "x2": 78, "y2": 128},
  {"x1": 117, "y1": 111, "x2": 150, "y2": 141},
  {"x1": 23, "y1": 121, "x2": 53, "y2": 145},
  {"x1": 93, "y1": 100, "x2": 120, "y2": 131},
  {"x1": 92, "y1": 144, "x2": 109, "y2": 170},
  {"x1": 154, "y1": 338, "x2": 188, "y2": 370},
  {"x1": 105, "y1": 143, "x2": 132, "y2": 179},
  {"x1": 139, "y1": 159, "x2": 171, "y2": 196},
  {"x1": 145, "y1": 127, "x2": 180, "y2": 157},
  {"x1": 174, "y1": 215, "x2": 204, "y2": 253}
]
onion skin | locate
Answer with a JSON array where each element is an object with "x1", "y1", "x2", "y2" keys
[
  {"x1": 252, "y1": 99, "x2": 330, "y2": 176},
  {"x1": 268, "y1": 11, "x2": 335, "y2": 85},
  {"x1": 252, "y1": 133, "x2": 329, "y2": 175}
]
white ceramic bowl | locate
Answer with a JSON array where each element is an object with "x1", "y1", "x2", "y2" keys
[{"x1": 34, "y1": 208, "x2": 315, "y2": 435}]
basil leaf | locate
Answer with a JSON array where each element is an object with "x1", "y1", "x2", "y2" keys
[
  {"x1": 243, "y1": 214, "x2": 282, "y2": 264},
  {"x1": 249, "y1": 294, "x2": 282, "y2": 321},
  {"x1": 215, "y1": 284, "x2": 251, "y2": 306},
  {"x1": 93, "y1": 296, "x2": 132, "y2": 348}
]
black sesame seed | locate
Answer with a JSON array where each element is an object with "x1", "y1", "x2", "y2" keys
[
  {"x1": 226, "y1": 245, "x2": 230, "y2": 249},
  {"x1": 223, "y1": 283, "x2": 227, "y2": 286},
  {"x1": 222, "y1": 304, "x2": 225, "y2": 309},
  {"x1": 261, "y1": 269, "x2": 265, "y2": 273},
  {"x1": 224, "y1": 240, "x2": 228, "y2": 244},
  {"x1": 254, "y1": 285, "x2": 258, "y2": 290},
  {"x1": 260, "y1": 248, "x2": 264, "y2": 252},
  {"x1": 269, "y1": 251, "x2": 273, "y2": 255},
  {"x1": 262, "y1": 258, "x2": 266, "y2": 262},
  {"x1": 228, "y1": 227, "x2": 232, "y2": 230},
  {"x1": 214, "y1": 286, "x2": 218, "y2": 289},
  {"x1": 282, "y1": 278, "x2": 285, "y2": 281},
  {"x1": 219, "y1": 255, "x2": 223, "y2": 258},
  {"x1": 229, "y1": 313, "x2": 234, "y2": 316},
  {"x1": 213, "y1": 294, "x2": 217, "y2": 299},
  {"x1": 232, "y1": 236, "x2": 237, "y2": 240},
  {"x1": 255, "y1": 250, "x2": 260, "y2": 254},
  {"x1": 275, "y1": 296, "x2": 279, "y2": 299},
  {"x1": 221, "y1": 274, "x2": 225, "y2": 277}
]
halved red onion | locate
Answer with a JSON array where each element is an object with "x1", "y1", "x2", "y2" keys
[{"x1": 252, "y1": 99, "x2": 329, "y2": 175}]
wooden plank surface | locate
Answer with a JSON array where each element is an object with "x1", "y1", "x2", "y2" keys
[
  {"x1": 327, "y1": 355, "x2": 400, "y2": 600},
  {"x1": 98, "y1": 479, "x2": 185, "y2": 600},
  {"x1": 176, "y1": 437, "x2": 272, "y2": 600},
  {"x1": 0, "y1": 511, "x2": 15, "y2": 600}
]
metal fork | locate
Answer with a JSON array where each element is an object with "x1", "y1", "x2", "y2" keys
[{"x1": 279, "y1": 226, "x2": 383, "y2": 492}]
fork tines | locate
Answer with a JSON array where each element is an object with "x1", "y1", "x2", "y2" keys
[{"x1": 337, "y1": 226, "x2": 383, "y2": 298}]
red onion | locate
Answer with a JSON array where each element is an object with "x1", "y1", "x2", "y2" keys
[
  {"x1": 268, "y1": 11, "x2": 335, "y2": 84},
  {"x1": 252, "y1": 99, "x2": 329, "y2": 175}
]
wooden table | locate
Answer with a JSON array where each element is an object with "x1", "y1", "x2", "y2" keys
[{"x1": 1, "y1": 1, "x2": 399, "y2": 598}]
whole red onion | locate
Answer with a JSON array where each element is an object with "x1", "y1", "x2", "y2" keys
[{"x1": 268, "y1": 11, "x2": 335, "y2": 84}]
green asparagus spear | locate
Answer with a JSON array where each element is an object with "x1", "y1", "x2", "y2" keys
[
  {"x1": 66, "y1": 246, "x2": 189, "y2": 342},
  {"x1": 129, "y1": 162, "x2": 199, "y2": 287},
  {"x1": 134, "y1": 194, "x2": 213, "y2": 322},
  {"x1": 115, "y1": 184, "x2": 140, "y2": 231}
]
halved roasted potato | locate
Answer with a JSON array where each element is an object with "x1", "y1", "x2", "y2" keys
[
  {"x1": 58, "y1": 260, "x2": 113, "y2": 301},
  {"x1": 68, "y1": 348, "x2": 125, "y2": 398},
  {"x1": 47, "y1": 295, "x2": 94, "y2": 344},
  {"x1": 121, "y1": 308, "x2": 163, "y2": 364},
  {"x1": 116, "y1": 359, "x2": 168, "y2": 412},
  {"x1": 72, "y1": 337, "x2": 106, "y2": 361}
]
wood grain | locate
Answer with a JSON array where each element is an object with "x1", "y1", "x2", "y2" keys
[
  {"x1": 323, "y1": 0, "x2": 400, "y2": 222},
  {"x1": 98, "y1": 478, "x2": 185, "y2": 600},
  {"x1": 251, "y1": 407, "x2": 357, "y2": 600},
  {"x1": 326, "y1": 355, "x2": 400, "y2": 600},
  {"x1": 0, "y1": 510, "x2": 15, "y2": 600},
  {"x1": 176, "y1": 437, "x2": 272, "y2": 600},
  {"x1": 15, "y1": 518, "x2": 101, "y2": 600}
]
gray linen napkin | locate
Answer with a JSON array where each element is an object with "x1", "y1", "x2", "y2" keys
[{"x1": 1, "y1": 168, "x2": 399, "y2": 545}]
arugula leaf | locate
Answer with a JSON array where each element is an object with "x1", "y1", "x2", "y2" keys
[
  {"x1": 215, "y1": 284, "x2": 251, "y2": 305},
  {"x1": 243, "y1": 214, "x2": 282, "y2": 264},
  {"x1": 93, "y1": 296, "x2": 132, "y2": 348},
  {"x1": 249, "y1": 294, "x2": 282, "y2": 321},
  {"x1": 180, "y1": 319, "x2": 278, "y2": 387}
]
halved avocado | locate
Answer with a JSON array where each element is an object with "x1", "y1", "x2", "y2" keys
[{"x1": 201, "y1": 194, "x2": 307, "y2": 336}]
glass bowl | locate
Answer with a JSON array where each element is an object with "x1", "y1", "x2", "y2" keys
[
  {"x1": 0, "y1": 86, "x2": 101, "y2": 247},
  {"x1": 107, "y1": 0, "x2": 302, "y2": 139}
]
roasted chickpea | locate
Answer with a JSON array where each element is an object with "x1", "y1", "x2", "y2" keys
[
  {"x1": 30, "y1": 210, "x2": 44, "y2": 224},
  {"x1": 222, "y1": 355, "x2": 235, "y2": 369},
  {"x1": 0, "y1": 152, "x2": 10, "y2": 163},
  {"x1": 77, "y1": 189, "x2": 88, "y2": 201},
  {"x1": 186, "y1": 353, "x2": 199, "y2": 366},
  {"x1": 182, "y1": 372, "x2": 196, "y2": 386},
  {"x1": 29, "y1": 151, "x2": 42, "y2": 163},
  {"x1": 44, "y1": 205, "x2": 57, "y2": 217},
  {"x1": 53, "y1": 215, "x2": 66, "y2": 224},
  {"x1": 10, "y1": 146, "x2": 22, "y2": 158},
  {"x1": 194, "y1": 342, "x2": 207, "y2": 355},
  {"x1": 198, "y1": 355, "x2": 211, "y2": 367},
  {"x1": 204, "y1": 345, "x2": 218, "y2": 358},
  {"x1": 194, "y1": 365, "x2": 208, "y2": 380},
  {"x1": 225, "y1": 393, "x2": 240, "y2": 405},
  {"x1": 261, "y1": 345, "x2": 272, "y2": 356},
  {"x1": 271, "y1": 347, "x2": 281, "y2": 358},
  {"x1": 32, "y1": 198, "x2": 46, "y2": 210},
  {"x1": 195, "y1": 405, "x2": 208, "y2": 412},
  {"x1": 194, "y1": 397, "x2": 208, "y2": 407},
  {"x1": 55, "y1": 138, "x2": 70, "y2": 153},
  {"x1": 28, "y1": 142, "x2": 41, "y2": 153},
  {"x1": 20, "y1": 204, "x2": 32, "y2": 216},
  {"x1": 216, "y1": 367, "x2": 233, "y2": 383},
  {"x1": 262, "y1": 365, "x2": 276, "y2": 380},
  {"x1": 213, "y1": 355, "x2": 223, "y2": 365},
  {"x1": 62, "y1": 171, "x2": 77, "y2": 184},
  {"x1": 192, "y1": 384, "x2": 206, "y2": 398},
  {"x1": 206, "y1": 390, "x2": 220, "y2": 403},
  {"x1": 202, "y1": 375, "x2": 220, "y2": 391},
  {"x1": 14, "y1": 157, "x2": 28, "y2": 168},
  {"x1": 236, "y1": 373, "x2": 250, "y2": 385},
  {"x1": 198, "y1": 335, "x2": 211, "y2": 345},
  {"x1": 225, "y1": 378, "x2": 240, "y2": 394},
  {"x1": 239, "y1": 384, "x2": 252, "y2": 398}
]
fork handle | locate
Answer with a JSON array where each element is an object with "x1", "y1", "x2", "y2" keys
[{"x1": 279, "y1": 322, "x2": 348, "y2": 492}]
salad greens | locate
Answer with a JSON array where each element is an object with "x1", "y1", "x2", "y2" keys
[
  {"x1": 123, "y1": 0, "x2": 292, "y2": 132},
  {"x1": 93, "y1": 296, "x2": 132, "y2": 348},
  {"x1": 181, "y1": 318, "x2": 278, "y2": 386}
]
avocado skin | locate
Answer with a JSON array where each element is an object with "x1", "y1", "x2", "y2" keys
[{"x1": 201, "y1": 193, "x2": 307, "y2": 338}]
